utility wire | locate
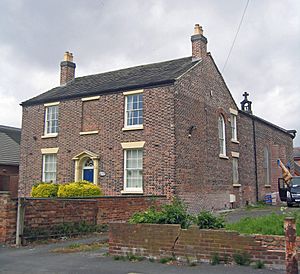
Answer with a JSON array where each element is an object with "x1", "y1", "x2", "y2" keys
[{"x1": 222, "y1": 0, "x2": 250, "y2": 73}]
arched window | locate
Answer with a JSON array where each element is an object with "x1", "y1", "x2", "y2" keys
[
  {"x1": 218, "y1": 115, "x2": 226, "y2": 156},
  {"x1": 263, "y1": 147, "x2": 270, "y2": 185}
]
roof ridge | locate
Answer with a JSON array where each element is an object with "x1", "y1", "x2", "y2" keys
[{"x1": 74, "y1": 56, "x2": 193, "y2": 81}]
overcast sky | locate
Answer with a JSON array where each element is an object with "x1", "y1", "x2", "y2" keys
[{"x1": 0, "y1": 0, "x2": 299, "y2": 145}]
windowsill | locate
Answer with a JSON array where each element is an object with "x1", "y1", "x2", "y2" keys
[
  {"x1": 121, "y1": 189, "x2": 144, "y2": 194},
  {"x1": 122, "y1": 125, "x2": 144, "y2": 131},
  {"x1": 219, "y1": 154, "x2": 229, "y2": 159},
  {"x1": 79, "y1": 130, "x2": 99, "y2": 135},
  {"x1": 264, "y1": 185, "x2": 271, "y2": 188},
  {"x1": 41, "y1": 133, "x2": 58, "y2": 139},
  {"x1": 231, "y1": 139, "x2": 239, "y2": 144},
  {"x1": 233, "y1": 184, "x2": 241, "y2": 187}
]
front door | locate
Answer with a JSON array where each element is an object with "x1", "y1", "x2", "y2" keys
[
  {"x1": 83, "y1": 169, "x2": 94, "y2": 182},
  {"x1": 82, "y1": 158, "x2": 94, "y2": 183}
]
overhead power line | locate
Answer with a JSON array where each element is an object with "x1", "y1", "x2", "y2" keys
[{"x1": 222, "y1": 0, "x2": 250, "y2": 73}]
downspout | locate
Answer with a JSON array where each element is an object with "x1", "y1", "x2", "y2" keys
[{"x1": 252, "y1": 119, "x2": 259, "y2": 202}]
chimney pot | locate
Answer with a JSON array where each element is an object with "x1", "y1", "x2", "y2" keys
[
  {"x1": 64, "y1": 51, "x2": 73, "y2": 62},
  {"x1": 194, "y1": 24, "x2": 203, "y2": 35}
]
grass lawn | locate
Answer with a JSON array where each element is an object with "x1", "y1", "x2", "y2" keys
[{"x1": 226, "y1": 212, "x2": 300, "y2": 236}]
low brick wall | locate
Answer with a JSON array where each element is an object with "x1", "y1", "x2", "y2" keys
[
  {"x1": 109, "y1": 223, "x2": 298, "y2": 269},
  {"x1": 0, "y1": 192, "x2": 167, "y2": 245}
]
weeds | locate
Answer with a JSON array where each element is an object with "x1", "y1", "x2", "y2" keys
[
  {"x1": 253, "y1": 260, "x2": 265, "y2": 269},
  {"x1": 210, "y1": 253, "x2": 220, "y2": 265},
  {"x1": 159, "y1": 257, "x2": 175, "y2": 264},
  {"x1": 51, "y1": 242, "x2": 105, "y2": 253},
  {"x1": 233, "y1": 252, "x2": 251, "y2": 266}
]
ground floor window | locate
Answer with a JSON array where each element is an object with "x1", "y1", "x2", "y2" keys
[
  {"x1": 42, "y1": 154, "x2": 57, "y2": 182},
  {"x1": 232, "y1": 157, "x2": 239, "y2": 184},
  {"x1": 124, "y1": 149, "x2": 143, "y2": 191}
]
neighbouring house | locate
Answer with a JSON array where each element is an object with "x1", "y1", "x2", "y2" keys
[
  {"x1": 19, "y1": 25, "x2": 296, "y2": 211},
  {"x1": 293, "y1": 147, "x2": 300, "y2": 176},
  {"x1": 0, "y1": 125, "x2": 21, "y2": 197}
]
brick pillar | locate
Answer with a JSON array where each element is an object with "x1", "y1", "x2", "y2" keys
[
  {"x1": 285, "y1": 217, "x2": 298, "y2": 274},
  {"x1": 0, "y1": 191, "x2": 17, "y2": 245}
]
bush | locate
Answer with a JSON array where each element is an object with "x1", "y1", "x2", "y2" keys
[
  {"x1": 195, "y1": 211, "x2": 225, "y2": 229},
  {"x1": 210, "y1": 253, "x2": 220, "y2": 265},
  {"x1": 233, "y1": 252, "x2": 251, "y2": 266},
  {"x1": 31, "y1": 182, "x2": 59, "y2": 198},
  {"x1": 57, "y1": 181, "x2": 102, "y2": 197},
  {"x1": 129, "y1": 198, "x2": 193, "y2": 228},
  {"x1": 31, "y1": 181, "x2": 102, "y2": 198}
]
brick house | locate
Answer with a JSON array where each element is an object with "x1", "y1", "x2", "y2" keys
[
  {"x1": 19, "y1": 25, "x2": 295, "y2": 211},
  {"x1": 0, "y1": 125, "x2": 21, "y2": 197}
]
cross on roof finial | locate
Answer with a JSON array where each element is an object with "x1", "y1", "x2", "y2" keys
[{"x1": 243, "y1": 92, "x2": 249, "y2": 100}]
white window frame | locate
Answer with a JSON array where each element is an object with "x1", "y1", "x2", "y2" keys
[
  {"x1": 42, "y1": 154, "x2": 57, "y2": 183},
  {"x1": 123, "y1": 149, "x2": 143, "y2": 193},
  {"x1": 121, "y1": 141, "x2": 145, "y2": 194},
  {"x1": 218, "y1": 115, "x2": 226, "y2": 157},
  {"x1": 44, "y1": 102, "x2": 59, "y2": 137},
  {"x1": 123, "y1": 90, "x2": 143, "y2": 130}
]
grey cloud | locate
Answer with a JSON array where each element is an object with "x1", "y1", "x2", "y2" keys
[{"x1": 0, "y1": 0, "x2": 299, "y2": 145}]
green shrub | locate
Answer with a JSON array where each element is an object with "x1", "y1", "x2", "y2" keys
[
  {"x1": 57, "y1": 181, "x2": 102, "y2": 197},
  {"x1": 253, "y1": 260, "x2": 265, "y2": 269},
  {"x1": 195, "y1": 211, "x2": 225, "y2": 229},
  {"x1": 129, "y1": 198, "x2": 193, "y2": 228},
  {"x1": 210, "y1": 253, "x2": 220, "y2": 265},
  {"x1": 233, "y1": 252, "x2": 251, "y2": 266},
  {"x1": 31, "y1": 182, "x2": 59, "y2": 198}
]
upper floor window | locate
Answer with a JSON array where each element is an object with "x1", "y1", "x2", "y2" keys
[
  {"x1": 231, "y1": 114, "x2": 237, "y2": 141},
  {"x1": 124, "y1": 93, "x2": 143, "y2": 129},
  {"x1": 42, "y1": 154, "x2": 57, "y2": 182},
  {"x1": 44, "y1": 105, "x2": 59, "y2": 135},
  {"x1": 263, "y1": 147, "x2": 270, "y2": 185},
  {"x1": 218, "y1": 115, "x2": 226, "y2": 156}
]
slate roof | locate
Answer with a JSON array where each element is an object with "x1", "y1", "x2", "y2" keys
[
  {"x1": 22, "y1": 56, "x2": 199, "y2": 106},
  {"x1": 239, "y1": 110, "x2": 296, "y2": 138},
  {"x1": 294, "y1": 147, "x2": 300, "y2": 159},
  {"x1": 0, "y1": 125, "x2": 21, "y2": 166}
]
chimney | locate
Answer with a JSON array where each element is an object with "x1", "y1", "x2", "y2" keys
[
  {"x1": 191, "y1": 24, "x2": 207, "y2": 61},
  {"x1": 60, "y1": 51, "x2": 76, "y2": 85}
]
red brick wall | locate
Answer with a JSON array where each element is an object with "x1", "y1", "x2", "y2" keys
[
  {"x1": 109, "y1": 223, "x2": 293, "y2": 269},
  {"x1": 0, "y1": 194, "x2": 167, "y2": 244},
  {"x1": 239, "y1": 112, "x2": 294, "y2": 203},
  {"x1": 0, "y1": 192, "x2": 17, "y2": 244},
  {"x1": 173, "y1": 54, "x2": 240, "y2": 212}
]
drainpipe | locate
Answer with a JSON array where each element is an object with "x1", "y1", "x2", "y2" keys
[{"x1": 252, "y1": 119, "x2": 259, "y2": 202}]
